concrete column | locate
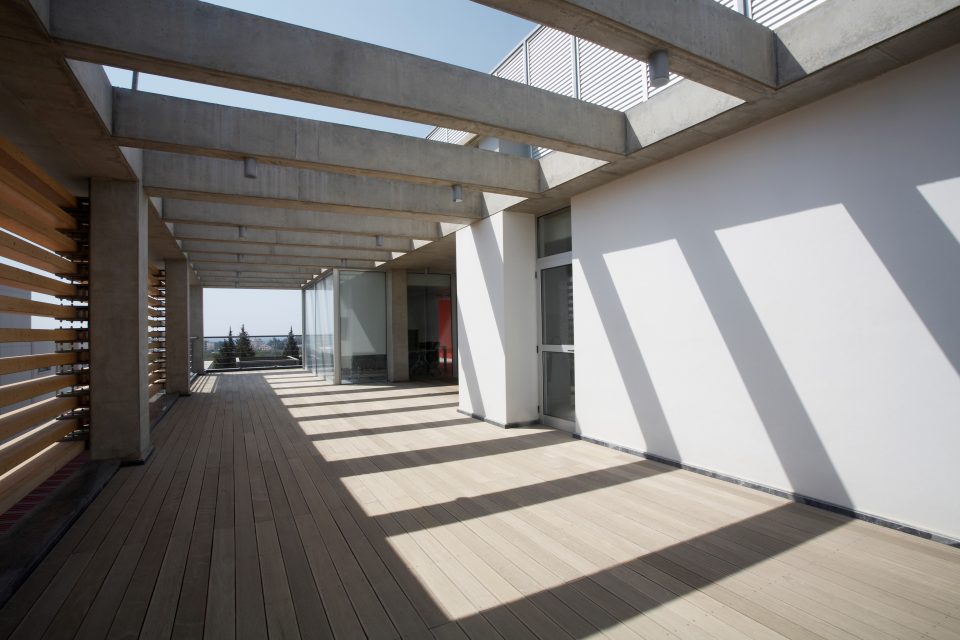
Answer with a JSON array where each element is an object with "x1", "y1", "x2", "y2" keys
[
  {"x1": 189, "y1": 284, "x2": 204, "y2": 373},
  {"x1": 455, "y1": 210, "x2": 538, "y2": 427},
  {"x1": 165, "y1": 259, "x2": 190, "y2": 394},
  {"x1": 89, "y1": 179, "x2": 150, "y2": 462},
  {"x1": 386, "y1": 269, "x2": 409, "y2": 382}
]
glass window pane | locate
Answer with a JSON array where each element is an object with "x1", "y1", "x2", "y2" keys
[
  {"x1": 537, "y1": 208, "x2": 572, "y2": 258},
  {"x1": 339, "y1": 271, "x2": 386, "y2": 382},
  {"x1": 541, "y1": 264, "x2": 574, "y2": 345},
  {"x1": 407, "y1": 274, "x2": 455, "y2": 379},
  {"x1": 317, "y1": 275, "x2": 334, "y2": 379},
  {"x1": 543, "y1": 352, "x2": 575, "y2": 422}
]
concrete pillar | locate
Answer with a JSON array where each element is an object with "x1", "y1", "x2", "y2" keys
[
  {"x1": 165, "y1": 259, "x2": 190, "y2": 394},
  {"x1": 89, "y1": 179, "x2": 150, "y2": 462},
  {"x1": 455, "y1": 210, "x2": 538, "y2": 427},
  {"x1": 189, "y1": 284, "x2": 204, "y2": 373},
  {"x1": 386, "y1": 269, "x2": 409, "y2": 382}
]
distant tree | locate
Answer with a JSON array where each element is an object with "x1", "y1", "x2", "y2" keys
[
  {"x1": 236, "y1": 324, "x2": 256, "y2": 359},
  {"x1": 282, "y1": 326, "x2": 300, "y2": 360},
  {"x1": 213, "y1": 327, "x2": 237, "y2": 366}
]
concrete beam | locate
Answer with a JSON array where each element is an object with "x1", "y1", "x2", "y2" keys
[
  {"x1": 143, "y1": 151, "x2": 482, "y2": 224},
  {"x1": 186, "y1": 251, "x2": 384, "y2": 269},
  {"x1": 199, "y1": 281, "x2": 302, "y2": 290},
  {"x1": 49, "y1": 0, "x2": 627, "y2": 160},
  {"x1": 161, "y1": 200, "x2": 446, "y2": 240},
  {"x1": 193, "y1": 261, "x2": 373, "y2": 274},
  {"x1": 179, "y1": 240, "x2": 393, "y2": 262},
  {"x1": 112, "y1": 89, "x2": 542, "y2": 198},
  {"x1": 506, "y1": 0, "x2": 960, "y2": 215},
  {"x1": 170, "y1": 223, "x2": 415, "y2": 253},
  {"x1": 474, "y1": 0, "x2": 778, "y2": 100}
]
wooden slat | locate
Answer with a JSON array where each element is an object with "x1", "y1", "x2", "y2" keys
[
  {"x1": 0, "y1": 374, "x2": 78, "y2": 408},
  {"x1": 0, "y1": 206, "x2": 77, "y2": 254},
  {"x1": 0, "y1": 395, "x2": 79, "y2": 442},
  {"x1": 0, "y1": 440, "x2": 83, "y2": 516},
  {"x1": 0, "y1": 418, "x2": 79, "y2": 476},
  {"x1": 0, "y1": 164, "x2": 78, "y2": 231},
  {"x1": 0, "y1": 137, "x2": 77, "y2": 209},
  {"x1": 148, "y1": 383, "x2": 165, "y2": 397},
  {"x1": 0, "y1": 351, "x2": 78, "y2": 376},
  {"x1": 0, "y1": 228, "x2": 76, "y2": 276},
  {"x1": 0, "y1": 294, "x2": 82, "y2": 320},
  {"x1": 0, "y1": 262, "x2": 76, "y2": 297},
  {"x1": 0, "y1": 328, "x2": 80, "y2": 343}
]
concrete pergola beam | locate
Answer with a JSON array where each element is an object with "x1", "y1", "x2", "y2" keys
[
  {"x1": 178, "y1": 240, "x2": 393, "y2": 262},
  {"x1": 112, "y1": 90, "x2": 542, "y2": 198},
  {"x1": 186, "y1": 250, "x2": 386, "y2": 268},
  {"x1": 170, "y1": 223, "x2": 416, "y2": 253},
  {"x1": 162, "y1": 200, "x2": 445, "y2": 240},
  {"x1": 200, "y1": 280, "x2": 303, "y2": 288},
  {"x1": 189, "y1": 253, "x2": 354, "y2": 274},
  {"x1": 475, "y1": 0, "x2": 778, "y2": 100},
  {"x1": 48, "y1": 0, "x2": 628, "y2": 160},
  {"x1": 143, "y1": 151, "x2": 482, "y2": 224}
]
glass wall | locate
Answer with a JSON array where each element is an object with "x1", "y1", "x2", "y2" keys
[
  {"x1": 302, "y1": 271, "x2": 336, "y2": 379},
  {"x1": 316, "y1": 275, "x2": 335, "y2": 379},
  {"x1": 303, "y1": 284, "x2": 317, "y2": 374},
  {"x1": 407, "y1": 273, "x2": 455, "y2": 380},
  {"x1": 339, "y1": 271, "x2": 387, "y2": 382}
]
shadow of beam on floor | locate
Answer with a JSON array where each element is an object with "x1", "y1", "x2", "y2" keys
[{"x1": 449, "y1": 503, "x2": 846, "y2": 639}]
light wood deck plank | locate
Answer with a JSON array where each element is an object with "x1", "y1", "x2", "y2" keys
[{"x1": 1, "y1": 371, "x2": 957, "y2": 639}]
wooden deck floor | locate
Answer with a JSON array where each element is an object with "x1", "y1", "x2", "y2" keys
[{"x1": 1, "y1": 370, "x2": 958, "y2": 639}]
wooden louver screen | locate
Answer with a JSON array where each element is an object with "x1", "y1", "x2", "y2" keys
[
  {"x1": 148, "y1": 269, "x2": 166, "y2": 399},
  {"x1": 0, "y1": 137, "x2": 90, "y2": 516}
]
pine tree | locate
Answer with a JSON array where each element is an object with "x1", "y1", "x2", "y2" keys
[
  {"x1": 214, "y1": 327, "x2": 237, "y2": 366},
  {"x1": 282, "y1": 326, "x2": 300, "y2": 359},
  {"x1": 236, "y1": 324, "x2": 256, "y2": 359}
]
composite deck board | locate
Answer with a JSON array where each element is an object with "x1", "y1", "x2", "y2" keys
[{"x1": 1, "y1": 370, "x2": 958, "y2": 639}]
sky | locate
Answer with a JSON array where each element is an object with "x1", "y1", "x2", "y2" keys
[{"x1": 96, "y1": 0, "x2": 535, "y2": 337}]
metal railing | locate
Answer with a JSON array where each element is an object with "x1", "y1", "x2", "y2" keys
[
  {"x1": 426, "y1": 0, "x2": 829, "y2": 156},
  {"x1": 203, "y1": 334, "x2": 303, "y2": 371}
]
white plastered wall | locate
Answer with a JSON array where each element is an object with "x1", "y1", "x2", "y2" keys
[
  {"x1": 457, "y1": 210, "x2": 537, "y2": 426},
  {"x1": 572, "y1": 45, "x2": 960, "y2": 539}
]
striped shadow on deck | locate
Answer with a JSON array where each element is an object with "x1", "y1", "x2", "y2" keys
[{"x1": 1, "y1": 370, "x2": 958, "y2": 639}]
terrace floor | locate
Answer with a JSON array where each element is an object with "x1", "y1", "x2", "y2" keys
[{"x1": 1, "y1": 370, "x2": 958, "y2": 639}]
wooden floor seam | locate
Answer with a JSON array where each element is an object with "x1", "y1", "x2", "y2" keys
[{"x1": 0, "y1": 370, "x2": 957, "y2": 639}]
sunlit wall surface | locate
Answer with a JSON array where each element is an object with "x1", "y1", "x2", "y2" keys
[{"x1": 570, "y1": 46, "x2": 960, "y2": 540}]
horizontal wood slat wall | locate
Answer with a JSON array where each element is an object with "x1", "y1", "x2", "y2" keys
[
  {"x1": 148, "y1": 268, "x2": 166, "y2": 401},
  {"x1": 0, "y1": 135, "x2": 89, "y2": 520}
]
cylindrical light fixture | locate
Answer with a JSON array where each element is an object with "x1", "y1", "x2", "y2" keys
[
  {"x1": 243, "y1": 157, "x2": 258, "y2": 179},
  {"x1": 375, "y1": 235, "x2": 384, "y2": 247},
  {"x1": 649, "y1": 50, "x2": 670, "y2": 88},
  {"x1": 452, "y1": 184, "x2": 463, "y2": 203},
  {"x1": 238, "y1": 225, "x2": 246, "y2": 238}
]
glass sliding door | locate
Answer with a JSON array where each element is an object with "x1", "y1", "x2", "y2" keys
[
  {"x1": 537, "y1": 209, "x2": 575, "y2": 430},
  {"x1": 407, "y1": 273, "x2": 455, "y2": 380},
  {"x1": 339, "y1": 270, "x2": 387, "y2": 382},
  {"x1": 316, "y1": 275, "x2": 334, "y2": 379}
]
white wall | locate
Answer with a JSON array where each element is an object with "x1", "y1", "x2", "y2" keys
[
  {"x1": 572, "y1": 45, "x2": 960, "y2": 539},
  {"x1": 457, "y1": 211, "x2": 537, "y2": 426}
]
